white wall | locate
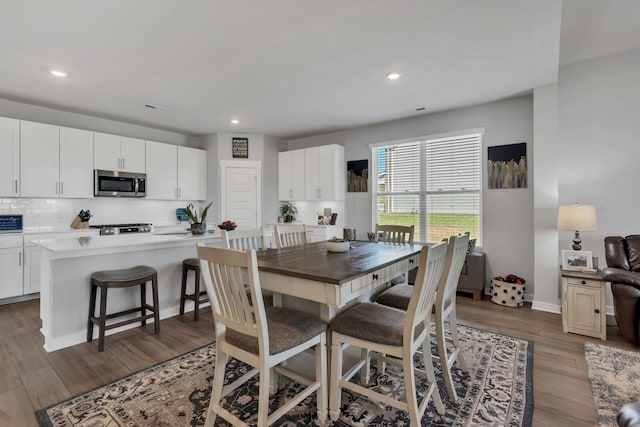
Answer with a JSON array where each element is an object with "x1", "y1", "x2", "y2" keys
[
  {"x1": 288, "y1": 96, "x2": 534, "y2": 297},
  {"x1": 554, "y1": 47, "x2": 640, "y2": 312},
  {"x1": 0, "y1": 98, "x2": 199, "y2": 147}
]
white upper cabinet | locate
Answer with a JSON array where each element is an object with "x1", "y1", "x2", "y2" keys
[
  {"x1": 304, "y1": 144, "x2": 345, "y2": 201},
  {"x1": 278, "y1": 149, "x2": 305, "y2": 201},
  {"x1": 178, "y1": 146, "x2": 207, "y2": 201},
  {"x1": 20, "y1": 121, "x2": 60, "y2": 197},
  {"x1": 94, "y1": 132, "x2": 145, "y2": 173},
  {"x1": 146, "y1": 142, "x2": 207, "y2": 201},
  {"x1": 20, "y1": 122, "x2": 94, "y2": 198},
  {"x1": 0, "y1": 117, "x2": 20, "y2": 197},
  {"x1": 146, "y1": 141, "x2": 178, "y2": 200},
  {"x1": 59, "y1": 127, "x2": 94, "y2": 198}
]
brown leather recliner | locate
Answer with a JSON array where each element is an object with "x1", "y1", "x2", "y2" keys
[{"x1": 603, "y1": 235, "x2": 640, "y2": 344}]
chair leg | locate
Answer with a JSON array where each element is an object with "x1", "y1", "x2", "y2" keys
[
  {"x1": 316, "y1": 334, "x2": 328, "y2": 423},
  {"x1": 449, "y1": 308, "x2": 469, "y2": 373},
  {"x1": 436, "y1": 312, "x2": 458, "y2": 403},
  {"x1": 140, "y1": 280, "x2": 147, "y2": 326},
  {"x1": 87, "y1": 282, "x2": 97, "y2": 342},
  {"x1": 180, "y1": 264, "x2": 187, "y2": 315},
  {"x1": 205, "y1": 349, "x2": 227, "y2": 427},
  {"x1": 403, "y1": 349, "x2": 420, "y2": 426},
  {"x1": 422, "y1": 338, "x2": 445, "y2": 415},
  {"x1": 360, "y1": 348, "x2": 370, "y2": 385},
  {"x1": 329, "y1": 334, "x2": 343, "y2": 422},
  {"x1": 98, "y1": 286, "x2": 108, "y2": 352},
  {"x1": 193, "y1": 266, "x2": 201, "y2": 321},
  {"x1": 152, "y1": 273, "x2": 160, "y2": 334},
  {"x1": 258, "y1": 360, "x2": 270, "y2": 427}
]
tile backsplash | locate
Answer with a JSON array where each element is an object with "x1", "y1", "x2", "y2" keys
[{"x1": 0, "y1": 198, "x2": 205, "y2": 229}]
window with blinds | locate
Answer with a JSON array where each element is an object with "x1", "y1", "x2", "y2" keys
[{"x1": 374, "y1": 132, "x2": 481, "y2": 244}]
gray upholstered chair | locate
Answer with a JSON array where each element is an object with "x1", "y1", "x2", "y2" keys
[
  {"x1": 328, "y1": 242, "x2": 448, "y2": 424},
  {"x1": 197, "y1": 244, "x2": 328, "y2": 426},
  {"x1": 375, "y1": 234, "x2": 471, "y2": 402}
]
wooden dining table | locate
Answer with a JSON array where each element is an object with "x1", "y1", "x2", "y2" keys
[{"x1": 254, "y1": 240, "x2": 423, "y2": 322}]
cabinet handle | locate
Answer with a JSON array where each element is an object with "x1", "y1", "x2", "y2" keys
[
  {"x1": 14, "y1": 179, "x2": 18, "y2": 194},
  {"x1": 594, "y1": 309, "x2": 600, "y2": 314},
  {"x1": 19, "y1": 252, "x2": 22, "y2": 266},
  {"x1": 581, "y1": 280, "x2": 586, "y2": 285},
  {"x1": 372, "y1": 273, "x2": 379, "y2": 280},
  {"x1": 289, "y1": 189, "x2": 293, "y2": 199},
  {"x1": 409, "y1": 259, "x2": 414, "y2": 264},
  {"x1": 122, "y1": 158, "x2": 125, "y2": 169},
  {"x1": 60, "y1": 182, "x2": 64, "y2": 195}
]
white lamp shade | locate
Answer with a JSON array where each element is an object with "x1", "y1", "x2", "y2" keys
[{"x1": 557, "y1": 204, "x2": 597, "y2": 231}]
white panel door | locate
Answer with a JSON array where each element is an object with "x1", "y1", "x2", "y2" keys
[
  {"x1": 121, "y1": 137, "x2": 146, "y2": 173},
  {"x1": 94, "y1": 132, "x2": 121, "y2": 170},
  {"x1": 221, "y1": 162, "x2": 261, "y2": 229},
  {"x1": 178, "y1": 146, "x2": 207, "y2": 201},
  {"x1": 59, "y1": 127, "x2": 94, "y2": 198},
  {"x1": 20, "y1": 120, "x2": 60, "y2": 197},
  {"x1": 146, "y1": 141, "x2": 178, "y2": 199},
  {"x1": 0, "y1": 117, "x2": 20, "y2": 196}
]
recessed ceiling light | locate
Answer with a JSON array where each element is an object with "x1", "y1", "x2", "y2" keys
[
  {"x1": 387, "y1": 72, "x2": 401, "y2": 80},
  {"x1": 230, "y1": 119, "x2": 240, "y2": 125},
  {"x1": 50, "y1": 70, "x2": 67, "y2": 77}
]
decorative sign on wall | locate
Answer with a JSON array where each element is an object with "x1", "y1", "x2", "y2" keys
[
  {"x1": 487, "y1": 142, "x2": 527, "y2": 189},
  {"x1": 232, "y1": 137, "x2": 249, "y2": 158},
  {"x1": 347, "y1": 159, "x2": 368, "y2": 192}
]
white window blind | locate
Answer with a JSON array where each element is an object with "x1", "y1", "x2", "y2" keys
[{"x1": 375, "y1": 132, "x2": 481, "y2": 244}]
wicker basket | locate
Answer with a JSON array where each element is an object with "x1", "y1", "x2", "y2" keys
[{"x1": 490, "y1": 279, "x2": 525, "y2": 307}]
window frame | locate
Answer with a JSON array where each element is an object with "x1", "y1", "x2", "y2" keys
[{"x1": 370, "y1": 128, "x2": 484, "y2": 245}]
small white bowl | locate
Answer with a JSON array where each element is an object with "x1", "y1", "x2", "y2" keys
[{"x1": 327, "y1": 240, "x2": 350, "y2": 253}]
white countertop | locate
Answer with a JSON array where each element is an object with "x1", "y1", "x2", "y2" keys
[{"x1": 32, "y1": 230, "x2": 219, "y2": 258}]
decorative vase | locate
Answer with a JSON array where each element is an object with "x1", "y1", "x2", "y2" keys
[{"x1": 190, "y1": 223, "x2": 207, "y2": 235}]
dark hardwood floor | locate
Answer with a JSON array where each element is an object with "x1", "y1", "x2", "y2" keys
[{"x1": 0, "y1": 296, "x2": 634, "y2": 426}]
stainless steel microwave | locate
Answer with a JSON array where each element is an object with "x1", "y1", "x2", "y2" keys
[{"x1": 94, "y1": 169, "x2": 146, "y2": 197}]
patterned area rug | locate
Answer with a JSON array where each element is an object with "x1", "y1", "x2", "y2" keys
[
  {"x1": 585, "y1": 342, "x2": 640, "y2": 426},
  {"x1": 36, "y1": 325, "x2": 533, "y2": 426}
]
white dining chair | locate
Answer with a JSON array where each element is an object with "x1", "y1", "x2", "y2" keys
[
  {"x1": 274, "y1": 224, "x2": 309, "y2": 248},
  {"x1": 222, "y1": 227, "x2": 267, "y2": 251},
  {"x1": 328, "y1": 241, "x2": 448, "y2": 424},
  {"x1": 375, "y1": 233, "x2": 471, "y2": 402},
  {"x1": 197, "y1": 244, "x2": 328, "y2": 426},
  {"x1": 375, "y1": 223, "x2": 415, "y2": 244}
]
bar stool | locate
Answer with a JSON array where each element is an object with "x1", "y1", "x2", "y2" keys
[
  {"x1": 179, "y1": 258, "x2": 208, "y2": 321},
  {"x1": 87, "y1": 265, "x2": 160, "y2": 352}
]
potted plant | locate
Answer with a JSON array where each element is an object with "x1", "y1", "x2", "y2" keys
[
  {"x1": 186, "y1": 201, "x2": 213, "y2": 235},
  {"x1": 281, "y1": 202, "x2": 297, "y2": 223}
]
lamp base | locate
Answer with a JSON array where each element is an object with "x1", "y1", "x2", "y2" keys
[{"x1": 572, "y1": 231, "x2": 582, "y2": 251}]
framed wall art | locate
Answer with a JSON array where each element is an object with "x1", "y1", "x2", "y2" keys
[{"x1": 487, "y1": 142, "x2": 527, "y2": 189}]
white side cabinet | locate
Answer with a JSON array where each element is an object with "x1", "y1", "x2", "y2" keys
[
  {"x1": 561, "y1": 270, "x2": 607, "y2": 340},
  {"x1": 0, "y1": 117, "x2": 20, "y2": 197},
  {"x1": 278, "y1": 149, "x2": 305, "y2": 201},
  {"x1": 94, "y1": 132, "x2": 145, "y2": 173},
  {"x1": 305, "y1": 144, "x2": 345, "y2": 201},
  {"x1": 0, "y1": 236, "x2": 24, "y2": 299},
  {"x1": 20, "y1": 122, "x2": 94, "y2": 198}
]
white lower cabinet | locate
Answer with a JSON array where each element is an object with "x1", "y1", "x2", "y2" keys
[
  {"x1": 23, "y1": 245, "x2": 41, "y2": 295},
  {"x1": 0, "y1": 236, "x2": 24, "y2": 300}
]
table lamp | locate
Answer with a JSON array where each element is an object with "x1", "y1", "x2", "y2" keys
[{"x1": 557, "y1": 204, "x2": 597, "y2": 250}]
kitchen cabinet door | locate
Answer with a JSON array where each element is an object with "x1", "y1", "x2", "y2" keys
[
  {"x1": 278, "y1": 149, "x2": 305, "y2": 201},
  {"x1": 0, "y1": 117, "x2": 20, "y2": 196},
  {"x1": 0, "y1": 247, "x2": 23, "y2": 299},
  {"x1": 121, "y1": 137, "x2": 146, "y2": 173},
  {"x1": 59, "y1": 127, "x2": 94, "y2": 198},
  {"x1": 94, "y1": 132, "x2": 121, "y2": 171},
  {"x1": 146, "y1": 141, "x2": 178, "y2": 200},
  {"x1": 304, "y1": 144, "x2": 345, "y2": 201},
  {"x1": 178, "y1": 146, "x2": 207, "y2": 201},
  {"x1": 23, "y1": 245, "x2": 41, "y2": 295},
  {"x1": 20, "y1": 120, "x2": 60, "y2": 197}
]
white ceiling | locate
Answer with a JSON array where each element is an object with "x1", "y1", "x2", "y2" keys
[{"x1": 0, "y1": 1, "x2": 638, "y2": 139}]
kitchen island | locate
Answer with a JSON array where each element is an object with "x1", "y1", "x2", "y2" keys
[{"x1": 33, "y1": 232, "x2": 219, "y2": 352}]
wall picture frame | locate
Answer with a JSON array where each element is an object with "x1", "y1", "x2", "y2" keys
[
  {"x1": 232, "y1": 137, "x2": 249, "y2": 158},
  {"x1": 561, "y1": 250, "x2": 593, "y2": 271}
]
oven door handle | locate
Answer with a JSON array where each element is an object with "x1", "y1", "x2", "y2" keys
[{"x1": 134, "y1": 178, "x2": 139, "y2": 195}]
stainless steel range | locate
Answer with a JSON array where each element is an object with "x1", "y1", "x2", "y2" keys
[{"x1": 90, "y1": 223, "x2": 154, "y2": 236}]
